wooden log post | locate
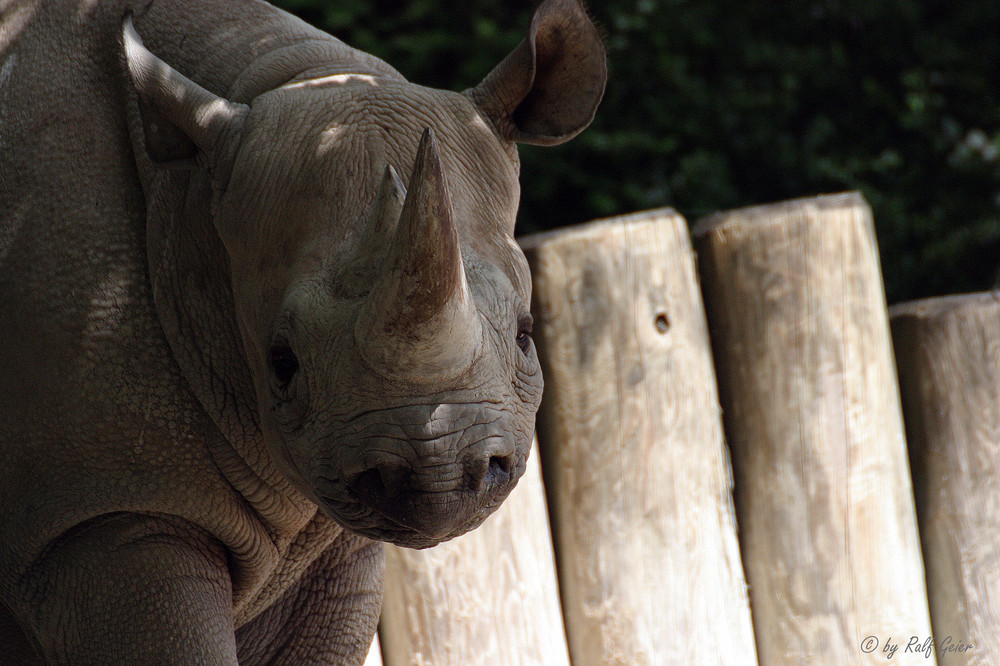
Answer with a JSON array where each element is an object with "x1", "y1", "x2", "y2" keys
[
  {"x1": 522, "y1": 209, "x2": 757, "y2": 666},
  {"x1": 692, "y1": 193, "x2": 935, "y2": 664},
  {"x1": 890, "y1": 293, "x2": 1000, "y2": 665},
  {"x1": 378, "y1": 438, "x2": 571, "y2": 666}
]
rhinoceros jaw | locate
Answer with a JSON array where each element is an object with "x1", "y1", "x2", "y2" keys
[{"x1": 355, "y1": 128, "x2": 482, "y2": 380}]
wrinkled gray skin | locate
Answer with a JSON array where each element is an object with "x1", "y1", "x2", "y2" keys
[{"x1": 0, "y1": 0, "x2": 605, "y2": 663}]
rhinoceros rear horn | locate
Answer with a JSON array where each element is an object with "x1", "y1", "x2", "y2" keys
[
  {"x1": 123, "y1": 14, "x2": 247, "y2": 185},
  {"x1": 356, "y1": 128, "x2": 482, "y2": 380},
  {"x1": 360, "y1": 164, "x2": 407, "y2": 257}
]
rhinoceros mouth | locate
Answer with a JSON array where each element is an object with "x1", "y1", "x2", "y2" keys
[
  {"x1": 343, "y1": 505, "x2": 495, "y2": 549},
  {"x1": 312, "y1": 450, "x2": 522, "y2": 548},
  {"x1": 315, "y1": 486, "x2": 503, "y2": 548}
]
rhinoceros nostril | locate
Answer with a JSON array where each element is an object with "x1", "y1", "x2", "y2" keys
[
  {"x1": 350, "y1": 468, "x2": 386, "y2": 502},
  {"x1": 489, "y1": 454, "x2": 511, "y2": 475},
  {"x1": 349, "y1": 461, "x2": 411, "y2": 507},
  {"x1": 483, "y1": 454, "x2": 512, "y2": 491}
]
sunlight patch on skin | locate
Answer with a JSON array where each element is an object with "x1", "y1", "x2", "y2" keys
[
  {"x1": 85, "y1": 265, "x2": 134, "y2": 342},
  {"x1": 193, "y1": 97, "x2": 240, "y2": 129},
  {"x1": 0, "y1": 54, "x2": 16, "y2": 88},
  {"x1": 0, "y1": 4, "x2": 37, "y2": 52},
  {"x1": 281, "y1": 73, "x2": 381, "y2": 91},
  {"x1": 317, "y1": 125, "x2": 344, "y2": 156},
  {"x1": 469, "y1": 114, "x2": 493, "y2": 134},
  {"x1": 430, "y1": 403, "x2": 455, "y2": 423}
]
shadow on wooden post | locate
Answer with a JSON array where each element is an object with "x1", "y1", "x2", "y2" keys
[
  {"x1": 522, "y1": 209, "x2": 757, "y2": 666},
  {"x1": 692, "y1": 193, "x2": 935, "y2": 664},
  {"x1": 891, "y1": 293, "x2": 1000, "y2": 666}
]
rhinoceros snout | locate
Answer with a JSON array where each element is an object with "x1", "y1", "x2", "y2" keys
[{"x1": 344, "y1": 445, "x2": 517, "y2": 542}]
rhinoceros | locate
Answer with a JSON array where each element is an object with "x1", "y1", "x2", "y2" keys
[{"x1": 0, "y1": 0, "x2": 605, "y2": 662}]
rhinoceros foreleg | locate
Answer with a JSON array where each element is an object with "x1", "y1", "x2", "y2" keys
[
  {"x1": 235, "y1": 533, "x2": 383, "y2": 666},
  {"x1": 16, "y1": 513, "x2": 238, "y2": 665}
]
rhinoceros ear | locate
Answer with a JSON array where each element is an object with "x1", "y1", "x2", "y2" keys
[
  {"x1": 464, "y1": 0, "x2": 606, "y2": 146},
  {"x1": 123, "y1": 14, "x2": 247, "y2": 186}
]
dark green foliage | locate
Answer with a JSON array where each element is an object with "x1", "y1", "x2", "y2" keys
[{"x1": 273, "y1": 0, "x2": 1000, "y2": 302}]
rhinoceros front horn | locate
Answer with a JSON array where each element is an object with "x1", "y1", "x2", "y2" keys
[{"x1": 355, "y1": 128, "x2": 482, "y2": 379}]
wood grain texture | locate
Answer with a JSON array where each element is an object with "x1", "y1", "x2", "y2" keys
[
  {"x1": 523, "y1": 209, "x2": 757, "y2": 666},
  {"x1": 378, "y1": 438, "x2": 570, "y2": 666},
  {"x1": 692, "y1": 193, "x2": 935, "y2": 664},
  {"x1": 891, "y1": 293, "x2": 1000, "y2": 666}
]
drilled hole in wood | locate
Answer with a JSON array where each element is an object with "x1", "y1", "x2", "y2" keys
[{"x1": 654, "y1": 313, "x2": 670, "y2": 333}]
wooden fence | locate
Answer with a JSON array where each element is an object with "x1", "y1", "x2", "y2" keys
[{"x1": 367, "y1": 193, "x2": 998, "y2": 665}]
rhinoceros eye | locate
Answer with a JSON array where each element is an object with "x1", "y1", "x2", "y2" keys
[
  {"x1": 270, "y1": 344, "x2": 299, "y2": 386},
  {"x1": 516, "y1": 316, "x2": 533, "y2": 355}
]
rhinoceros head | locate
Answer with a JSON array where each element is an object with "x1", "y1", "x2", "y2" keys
[{"x1": 124, "y1": 0, "x2": 605, "y2": 548}]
